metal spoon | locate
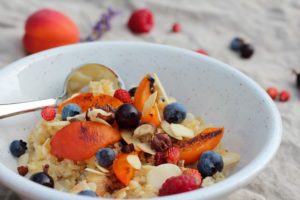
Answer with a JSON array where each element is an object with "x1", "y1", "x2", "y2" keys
[{"x1": 0, "y1": 63, "x2": 125, "y2": 119}]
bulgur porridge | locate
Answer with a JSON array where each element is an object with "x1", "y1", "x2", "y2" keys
[{"x1": 10, "y1": 70, "x2": 240, "y2": 198}]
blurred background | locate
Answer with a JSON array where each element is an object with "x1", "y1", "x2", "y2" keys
[{"x1": 0, "y1": 0, "x2": 299, "y2": 199}]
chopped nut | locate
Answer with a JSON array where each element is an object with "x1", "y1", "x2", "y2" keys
[
  {"x1": 17, "y1": 166, "x2": 28, "y2": 176},
  {"x1": 151, "y1": 133, "x2": 172, "y2": 152},
  {"x1": 133, "y1": 124, "x2": 156, "y2": 143}
]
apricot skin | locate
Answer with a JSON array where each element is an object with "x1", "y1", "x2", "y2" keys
[{"x1": 23, "y1": 9, "x2": 80, "y2": 53}]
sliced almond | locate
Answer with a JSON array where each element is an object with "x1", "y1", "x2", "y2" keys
[
  {"x1": 142, "y1": 91, "x2": 158, "y2": 115},
  {"x1": 152, "y1": 73, "x2": 170, "y2": 104},
  {"x1": 133, "y1": 124, "x2": 156, "y2": 140},
  {"x1": 85, "y1": 168, "x2": 106, "y2": 176},
  {"x1": 222, "y1": 151, "x2": 240, "y2": 169},
  {"x1": 121, "y1": 130, "x2": 156, "y2": 155},
  {"x1": 95, "y1": 162, "x2": 110, "y2": 173},
  {"x1": 170, "y1": 124, "x2": 194, "y2": 138},
  {"x1": 127, "y1": 155, "x2": 142, "y2": 169},
  {"x1": 154, "y1": 103, "x2": 162, "y2": 122},
  {"x1": 147, "y1": 164, "x2": 182, "y2": 189},
  {"x1": 67, "y1": 113, "x2": 86, "y2": 121},
  {"x1": 161, "y1": 120, "x2": 183, "y2": 140},
  {"x1": 93, "y1": 118, "x2": 112, "y2": 127},
  {"x1": 18, "y1": 153, "x2": 29, "y2": 166},
  {"x1": 135, "y1": 143, "x2": 156, "y2": 155}
]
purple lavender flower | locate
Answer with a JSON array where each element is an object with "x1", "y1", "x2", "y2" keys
[{"x1": 83, "y1": 7, "x2": 120, "y2": 42}]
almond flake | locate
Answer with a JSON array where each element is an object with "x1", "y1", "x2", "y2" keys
[
  {"x1": 127, "y1": 155, "x2": 142, "y2": 169},
  {"x1": 121, "y1": 130, "x2": 156, "y2": 155},
  {"x1": 153, "y1": 73, "x2": 170, "y2": 104},
  {"x1": 84, "y1": 168, "x2": 106, "y2": 176},
  {"x1": 170, "y1": 124, "x2": 194, "y2": 138},
  {"x1": 161, "y1": 120, "x2": 183, "y2": 140},
  {"x1": 95, "y1": 162, "x2": 110, "y2": 173},
  {"x1": 147, "y1": 164, "x2": 182, "y2": 189},
  {"x1": 135, "y1": 143, "x2": 156, "y2": 155},
  {"x1": 142, "y1": 91, "x2": 158, "y2": 115}
]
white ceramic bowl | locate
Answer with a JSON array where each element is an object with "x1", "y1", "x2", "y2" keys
[{"x1": 0, "y1": 42, "x2": 281, "y2": 200}]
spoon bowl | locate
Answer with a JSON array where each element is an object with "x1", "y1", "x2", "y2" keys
[{"x1": 0, "y1": 63, "x2": 124, "y2": 119}]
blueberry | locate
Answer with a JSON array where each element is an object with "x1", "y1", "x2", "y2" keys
[
  {"x1": 78, "y1": 190, "x2": 98, "y2": 197},
  {"x1": 197, "y1": 151, "x2": 224, "y2": 178},
  {"x1": 163, "y1": 102, "x2": 187, "y2": 123},
  {"x1": 9, "y1": 140, "x2": 27, "y2": 157},
  {"x1": 96, "y1": 148, "x2": 116, "y2": 168},
  {"x1": 128, "y1": 87, "x2": 137, "y2": 97},
  {"x1": 240, "y1": 43, "x2": 254, "y2": 59},
  {"x1": 115, "y1": 103, "x2": 141, "y2": 129},
  {"x1": 230, "y1": 37, "x2": 244, "y2": 51},
  {"x1": 30, "y1": 172, "x2": 54, "y2": 188},
  {"x1": 62, "y1": 103, "x2": 81, "y2": 120}
]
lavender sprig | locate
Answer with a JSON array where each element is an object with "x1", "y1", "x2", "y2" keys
[{"x1": 84, "y1": 7, "x2": 120, "y2": 42}]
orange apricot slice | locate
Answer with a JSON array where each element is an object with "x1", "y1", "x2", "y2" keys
[
  {"x1": 176, "y1": 128, "x2": 224, "y2": 164},
  {"x1": 58, "y1": 93, "x2": 123, "y2": 113},
  {"x1": 134, "y1": 76, "x2": 160, "y2": 126},
  {"x1": 113, "y1": 153, "x2": 136, "y2": 186},
  {"x1": 50, "y1": 121, "x2": 121, "y2": 161}
]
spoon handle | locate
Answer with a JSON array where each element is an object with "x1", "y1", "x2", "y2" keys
[{"x1": 0, "y1": 98, "x2": 58, "y2": 119}]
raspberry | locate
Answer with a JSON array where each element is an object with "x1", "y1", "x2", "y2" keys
[
  {"x1": 183, "y1": 169, "x2": 202, "y2": 186},
  {"x1": 128, "y1": 9, "x2": 154, "y2": 33},
  {"x1": 279, "y1": 90, "x2": 290, "y2": 102},
  {"x1": 266, "y1": 87, "x2": 278, "y2": 100},
  {"x1": 159, "y1": 175, "x2": 198, "y2": 196},
  {"x1": 196, "y1": 49, "x2": 208, "y2": 56},
  {"x1": 114, "y1": 89, "x2": 132, "y2": 103},
  {"x1": 41, "y1": 106, "x2": 56, "y2": 121},
  {"x1": 172, "y1": 23, "x2": 181, "y2": 33},
  {"x1": 165, "y1": 147, "x2": 180, "y2": 164},
  {"x1": 154, "y1": 152, "x2": 166, "y2": 166}
]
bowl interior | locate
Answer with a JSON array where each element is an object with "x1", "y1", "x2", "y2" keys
[{"x1": 0, "y1": 42, "x2": 281, "y2": 200}]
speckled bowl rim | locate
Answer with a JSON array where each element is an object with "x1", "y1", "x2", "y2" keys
[{"x1": 0, "y1": 41, "x2": 282, "y2": 200}]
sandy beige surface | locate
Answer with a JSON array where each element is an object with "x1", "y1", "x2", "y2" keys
[{"x1": 0, "y1": 0, "x2": 299, "y2": 199}]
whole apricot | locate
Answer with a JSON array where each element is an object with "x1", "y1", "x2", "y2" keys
[{"x1": 23, "y1": 9, "x2": 80, "y2": 53}]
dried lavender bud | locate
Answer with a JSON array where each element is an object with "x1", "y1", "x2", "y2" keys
[
  {"x1": 84, "y1": 7, "x2": 119, "y2": 42},
  {"x1": 151, "y1": 133, "x2": 172, "y2": 152},
  {"x1": 121, "y1": 143, "x2": 134, "y2": 153}
]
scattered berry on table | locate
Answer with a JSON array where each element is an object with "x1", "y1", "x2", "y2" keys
[
  {"x1": 172, "y1": 23, "x2": 181, "y2": 33},
  {"x1": 159, "y1": 175, "x2": 198, "y2": 196},
  {"x1": 197, "y1": 151, "x2": 224, "y2": 178},
  {"x1": 114, "y1": 89, "x2": 132, "y2": 103},
  {"x1": 17, "y1": 166, "x2": 28, "y2": 176},
  {"x1": 154, "y1": 152, "x2": 166, "y2": 166},
  {"x1": 183, "y1": 169, "x2": 202, "y2": 186},
  {"x1": 30, "y1": 172, "x2": 54, "y2": 188},
  {"x1": 163, "y1": 102, "x2": 187, "y2": 123},
  {"x1": 61, "y1": 103, "x2": 81, "y2": 120},
  {"x1": 195, "y1": 49, "x2": 208, "y2": 56},
  {"x1": 9, "y1": 140, "x2": 27, "y2": 157},
  {"x1": 279, "y1": 90, "x2": 290, "y2": 102},
  {"x1": 78, "y1": 190, "x2": 98, "y2": 197},
  {"x1": 165, "y1": 147, "x2": 180, "y2": 164},
  {"x1": 115, "y1": 103, "x2": 141, "y2": 129},
  {"x1": 128, "y1": 87, "x2": 137, "y2": 97},
  {"x1": 266, "y1": 87, "x2": 278, "y2": 100},
  {"x1": 229, "y1": 37, "x2": 244, "y2": 52},
  {"x1": 128, "y1": 8, "x2": 154, "y2": 33},
  {"x1": 240, "y1": 43, "x2": 254, "y2": 59},
  {"x1": 41, "y1": 106, "x2": 56, "y2": 121},
  {"x1": 96, "y1": 148, "x2": 116, "y2": 168}
]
